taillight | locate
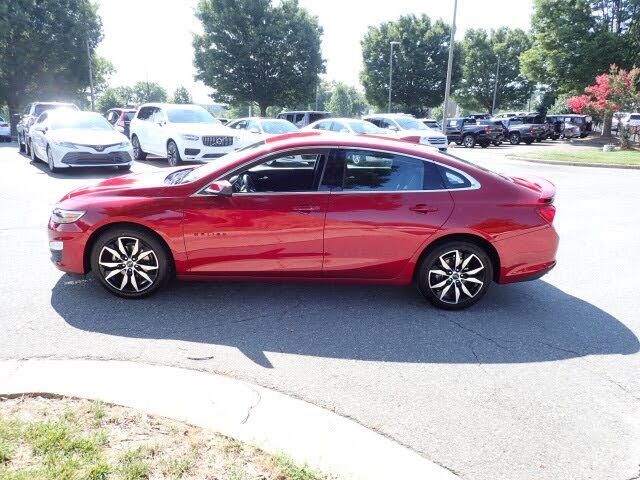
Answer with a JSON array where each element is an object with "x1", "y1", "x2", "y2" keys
[
  {"x1": 116, "y1": 114, "x2": 125, "y2": 127},
  {"x1": 0, "y1": 123, "x2": 7, "y2": 127},
  {"x1": 529, "y1": 126, "x2": 535, "y2": 133},
  {"x1": 485, "y1": 126, "x2": 491, "y2": 134},
  {"x1": 537, "y1": 205, "x2": 556, "y2": 224}
]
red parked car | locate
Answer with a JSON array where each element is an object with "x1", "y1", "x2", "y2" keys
[{"x1": 48, "y1": 133, "x2": 558, "y2": 309}]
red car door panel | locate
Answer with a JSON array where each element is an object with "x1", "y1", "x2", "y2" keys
[{"x1": 322, "y1": 149, "x2": 454, "y2": 279}]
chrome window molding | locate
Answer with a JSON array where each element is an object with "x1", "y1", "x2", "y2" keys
[{"x1": 193, "y1": 145, "x2": 481, "y2": 197}]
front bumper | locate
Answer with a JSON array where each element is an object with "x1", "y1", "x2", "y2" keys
[
  {"x1": 48, "y1": 219, "x2": 90, "y2": 274},
  {"x1": 52, "y1": 144, "x2": 134, "y2": 168},
  {"x1": 179, "y1": 137, "x2": 239, "y2": 162}
]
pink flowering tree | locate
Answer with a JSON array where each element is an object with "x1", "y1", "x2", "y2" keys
[{"x1": 567, "y1": 65, "x2": 640, "y2": 138}]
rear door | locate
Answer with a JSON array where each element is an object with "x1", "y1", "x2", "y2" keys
[
  {"x1": 445, "y1": 119, "x2": 462, "y2": 142},
  {"x1": 322, "y1": 148, "x2": 454, "y2": 279}
]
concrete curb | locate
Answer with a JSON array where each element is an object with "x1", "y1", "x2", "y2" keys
[
  {"x1": 506, "y1": 155, "x2": 640, "y2": 170},
  {"x1": 0, "y1": 359, "x2": 460, "y2": 480}
]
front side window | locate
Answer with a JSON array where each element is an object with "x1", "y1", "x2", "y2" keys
[
  {"x1": 246, "y1": 120, "x2": 260, "y2": 132},
  {"x1": 228, "y1": 150, "x2": 325, "y2": 193},
  {"x1": 347, "y1": 121, "x2": 384, "y2": 134},
  {"x1": 313, "y1": 120, "x2": 332, "y2": 130},
  {"x1": 338, "y1": 150, "x2": 444, "y2": 192},
  {"x1": 330, "y1": 121, "x2": 347, "y2": 132},
  {"x1": 261, "y1": 120, "x2": 298, "y2": 134}
]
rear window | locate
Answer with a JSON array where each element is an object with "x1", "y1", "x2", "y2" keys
[
  {"x1": 308, "y1": 112, "x2": 331, "y2": 123},
  {"x1": 124, "y1": 112, "x2": 136, "y2": 121}
]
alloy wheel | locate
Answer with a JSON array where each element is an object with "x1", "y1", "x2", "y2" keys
[
  {"x1": 132, "y1": 137, "x2": 141, "y2": 158},
  {"x1": 463, "y1": 135, "x2": 474, "y2": 148},
  {"x1": 427, "y1": 249, "x2": 485, "y2": 305},
  {"x1": 97, "y1": 236, "x2": 159, "y2": 293},
  {"x1": 47, "y1": 148, "x2": 55, "y2": 170},
  {"x1": 167, "y1": 142, "x2": 178, "y2": 166}
]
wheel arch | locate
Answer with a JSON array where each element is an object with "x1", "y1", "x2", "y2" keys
[
  {"x1": 413, "y1": 233, "x2": 501, "y2": 283},
  {"x1": 83, "y1": 221, "x2": 176, "y2": 274}
]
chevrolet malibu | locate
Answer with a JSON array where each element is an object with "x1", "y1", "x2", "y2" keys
[{"x1": 48, "y1": 133, "x2": 559, "y2": 310}]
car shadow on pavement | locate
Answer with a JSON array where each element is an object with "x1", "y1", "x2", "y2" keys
[{"x1": 50, "y1": 276, "x2": 639, "y2": 368}]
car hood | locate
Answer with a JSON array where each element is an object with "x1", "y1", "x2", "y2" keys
[
  {"x1": 172, "y1": 123, "x2": 236, "y2": 136},
  {"x1": 48, "y1": 129, "x2": 128, "y2": 145},
  {"x1": 60, "y1": 167, "x2": 190, "y2": 202}
]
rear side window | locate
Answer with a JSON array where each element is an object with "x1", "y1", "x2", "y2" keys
[
  {"x1": 137, "y1": 107, "x2": 153, "y2": 120},
  {"x1": 335, "y1": 149, "x2": 444, "y2": 192},
  {"x1": 437, "y1": 166, "x2": 473, "y2": 189},
  {"x1": 124, "y1": 112, "x2": 135, "y2": 121}
]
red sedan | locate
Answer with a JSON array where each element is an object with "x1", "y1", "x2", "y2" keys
[{"x1": 48, "y1": 133, "x2": 558, "y2": 310}]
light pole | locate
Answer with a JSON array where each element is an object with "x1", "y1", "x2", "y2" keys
[
  {"x1": 441, "y1": 0, "x2": 458, "y2": 134},
  {"x1": 388, "y1": 41, "x2": 400, "y2": 113},
  {"x1": 492, "y1": 55, "x2": 500, "y2": 115},
  {"x1": 86, "y1": 38, "x2": 95, "y2": 111}
]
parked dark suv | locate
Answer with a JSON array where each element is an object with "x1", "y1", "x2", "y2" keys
[
  {"x1": 105, "y1": 108, "x2": 137, "y2": 138},
  {"x1": 445, "y1": 117, "x2": 502, "y2": 148},
  {"x1": 501, "y1": 117, "x2": 546, "y2": 145},
  {"x1": 277, "y1": 111, "x2": 331, "y2": 128},
  {"x1": 17, "y1": 102, "x2": 78, "y2": 154}
]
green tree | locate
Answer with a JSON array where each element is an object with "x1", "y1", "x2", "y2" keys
[
  {"x1": 456, "y1": 28, "x2": 533, "y2": 114},
  {"x1": 0, "y1": 0, "x2": 103, "y2": 134},
  {"x1": 114, "y1": 86, "x2": 136, "y2": 106},
  {"x1": 521, "y1": 0, "x2": 640, "y2": 94},
  {"x1": 360, "y1": 14, "x2": 461, "y2": 116},
  {"x1": 327, "y1": 84, "x2": 353, "y2": 117},
  {"x1": 193, "y1": 0, "x2": 324, "y2": 117},
  {"x1": 96, "y1": 87, "x2": 126, "y2": 114},
  {"x1": 547, "y1": 93, "x2": 574, "y2": 114},
  {"x1": 171, "y1": 86, "x2": 193, "y2": 104},
  {"x1": 132, "y1": 81, "x2": 167, "y2": 104}
]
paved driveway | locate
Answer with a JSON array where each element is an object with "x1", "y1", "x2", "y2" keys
[{"x1": 1, "y1": 141, "x2": 638, "y2": 480}]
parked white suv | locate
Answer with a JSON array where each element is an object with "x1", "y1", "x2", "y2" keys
[
  {"x1": 363, "y1": 114, "x2": 448, "y2": 152},
  {"x1": 129, "y1": 104, "x2": 240, "y2": 166}
]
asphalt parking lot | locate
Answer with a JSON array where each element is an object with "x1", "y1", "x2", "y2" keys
[{"x1": 1, "y1": 140, "x2": 638, "y2": 480}]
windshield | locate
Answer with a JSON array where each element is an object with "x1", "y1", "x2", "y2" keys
[
  {"x1": 51, "y1": 114, "x2": 113, "y2": 130},
  {"x1": 178, "y1": 140, "x2": 267, "y2": 184},
  {"x1": 395, "y1": 117, "x2": 429, "y2": 130},
  {"x1": 167, "y1": 108, "x2": 220, "y2": 124},
  {"x1": 261, "y1": 120, "x2": 298, "y2": 134},
  {"x1": 347, "y1": 121, "x2": 385, "y2": 134}
]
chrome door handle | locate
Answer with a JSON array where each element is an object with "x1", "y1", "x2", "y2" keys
[
  {"x1": 410, "y1": 204, "x2": 438, "y2": 213},
  {"x1": 292, "y1": 205, "x2": 320, "y2": 214}
]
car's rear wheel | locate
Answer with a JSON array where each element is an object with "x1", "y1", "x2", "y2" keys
[
  {"x1": 167, "y1": 140, "x2": 182, "y2": 167},
  {"x1": 524, "y1": 139, "x2": 534, "y2": 145},
  {"x1": 492, "y1": 141, "x2": 502, "y2": 146},
  {"x1": 131, "y1": 135, "x2": 147, "y2": 161},
  {"x1": 480, "y1": 142, "x2": 489, "y2": 148},
  {"x1": 30, "y1": 140, "x2": 38, "y2": 162},
  {"x1": 19, "y1": 133, "x2": 26, "y2": 152},
  {"x1": 535, "y1": 137, "x2": 542, "y2": 143},
  {"x1": 416, "y1": 241, "x2": 493, "y2": 310},
  {"x1": 46, "y1": 146, "x2": 60, "y2": 173},
  {"x1": 90, "y1": 228, "x2": 171, "y2": 299},
  {"x1": 462, "y1": 134, "x2": 475, "y2": 148},
  {"x1": 509, "y1": 133, "x2": 520, "y2": 145},
  {"x1": 25, "y1": 137, "x2": 32, "y2": 156}
]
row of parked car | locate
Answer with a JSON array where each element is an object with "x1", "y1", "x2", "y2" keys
[{"x1": 13, "y1": 100, "x2": 599, "y2": 173}]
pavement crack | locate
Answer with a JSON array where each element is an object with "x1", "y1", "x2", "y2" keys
[
  {"x1": 469, "y1": 342, "x2": 489, "y2": 375},
  {"x1": 187, "y1": 355, "x2": 215, "y2": 361},
  {"x1": 447, "y1": 318, "x2": 511, "y2": 352},
  {"x1": 240, "y1": 388, "x2": 262, "y2": 425}
]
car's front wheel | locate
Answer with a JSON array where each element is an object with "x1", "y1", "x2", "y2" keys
[
  {"x1": 167, "y1": 140, "x2": 182, "y2": 167},
  {"x1": 46, "y1": 146, "x2": 60, "y2": 173},
  {"x1": 19, "y1": 133, "x2": 26, "y2": 152},
  {"x1": 30, "y1": 140, "x2": 38, "y2": 162},
  {"x1": 509, "y1": 133, "x2": 520, "y2": 145},
  {"x1": 90, "y1": 228, "x2": 172, "y2": 299},
  {"x1": 416, "y1": 241, "x2": 493, "y2": 310},
  {"x1": 131, "y1": 135, "x2": 147, "y2": 161},
  {"x1": 462, "y1": 134, "x2": 476, "y2": 148}
]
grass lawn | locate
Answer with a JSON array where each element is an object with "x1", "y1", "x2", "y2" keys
[
  {"x1": 512, "y1": 148, "x2": 640, "y2": 165},
  {"x1": 0, "y1": 396, "x2": 330, "y2": 480}
]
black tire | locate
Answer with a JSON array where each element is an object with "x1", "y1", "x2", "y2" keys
[
  {"x1": 167, "y1": 140, "x2": 182, "y2": 167},
  {"x1": 524, "y1": 139, "x2": 534, "y2": 145},
  {"x1": 25, "y1": 137, "x2": 32, "y2": 156},
  {"x1": 416, "y1": 241, "x2": 493, "y2": 310},
  {"x1": 19, "y1": 134, "x2": 26, "y2": 152},
  {"x1": 117, "y1": 164, "x2": 132, "y2": 172},
  {"x1": 46, "y1": 146, "x2": 60, "y2": 173},
  {"x1": 535, "y1": 137, "x2": 542, "y2": 143},
  {"x1": 509, "y1": 133, "x2": 520, "y2": 145},
  {"x1": 90, "y1": 227, "x2": 172, "y2": 299},
  {"x1": 492, "y1": 141, "x2": 502, "y2": 146},
  {"x1": 480, "y1": 142, "x2": 489, "y2": 148},
  {"x1": 131, "y1": 135, "x2": 147, "y2": 161},
  {"x1": 30, "y1": 139, "x2": 38, "y2": 162},
  {"x1": 462, "y1": 134, "x2": 476, "y2": 148}
]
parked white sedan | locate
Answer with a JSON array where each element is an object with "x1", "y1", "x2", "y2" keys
[
  {"x1": 304, "y1": 117, "x2": 387, "y2": 136},
  {"x1": 0, "y1": 116, "x2": 10, "y2": 141},
  {"x1": 129, "y1": 103, "x2": 240, "y2": 166},
  {"x1": 227, "y1": 117, "x2": 299, "y2": 145},
  {"x1": 28, "y1": 110, "x2": 133, "y2": 173}
]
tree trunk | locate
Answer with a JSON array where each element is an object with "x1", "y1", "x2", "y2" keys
[
  {"x1": 258, "y1": 102, "x2": 268, "y2": 118},
  {"x1": 8, "y1": 102, "x2": 19, "y2": 138},
  {"x1": 602, "y1": 113, "x2": 612, "y2": 138}
]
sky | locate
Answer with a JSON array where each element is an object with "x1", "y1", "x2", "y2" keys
[{"x1": 96, "y1": 0, "x2": 533, "y2": 104}]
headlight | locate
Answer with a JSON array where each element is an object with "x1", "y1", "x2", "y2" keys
[
  {"x1": 54, "y1": 141, "x2": 78, "y2": 149},
  {"x1": 116, "y1": 141, "x2": 131, "y2": 148},
  {"x1": 181, "y1": 134, "x2": 199, "y2": 141},
  {"x1": 419, "y1": 136, "x2": 429, "y2": 144},
  {"x1": 235, "y1": 135, "x2": 241, "y2": 141},
  {"x1": 51, "y1": 208, "x2": 86, "y2": 224}
]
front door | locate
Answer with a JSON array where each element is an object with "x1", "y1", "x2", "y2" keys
[
  {"x1": 183, "y1": 150, "x2": 329, "y2": 276},
  {"x1": 322, "y1": 148, "x2": 454, "y2": 279}
]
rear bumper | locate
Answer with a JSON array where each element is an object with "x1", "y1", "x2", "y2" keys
[{"x1": 494, "y1": 225, "x2": 559, "y2": 284}]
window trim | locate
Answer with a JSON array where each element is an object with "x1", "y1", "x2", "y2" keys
[{"x1": 194, "y1": 146, "x2": 480, "y2": 196}]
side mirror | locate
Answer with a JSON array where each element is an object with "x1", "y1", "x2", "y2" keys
[
  {"x1": 36, "y1": 126, "x2": 47, "y2": 133},
  {"x1": 204, "y1": 179, "x2": 233, "y2": 197},
  {"x1": 388, "y1": 125, "x2": 399, "y2": 132},
  {"x1": 249, "y1": 127, "x2": 260, "y2": 134}
]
